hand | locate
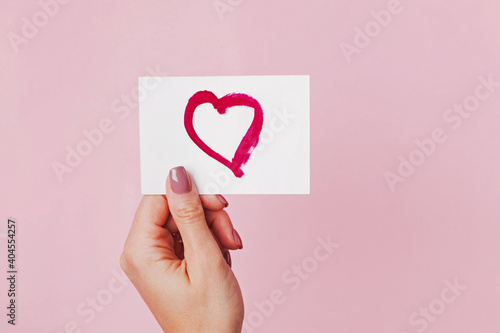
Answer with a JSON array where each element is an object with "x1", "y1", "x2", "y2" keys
[{"x1": 120, "y1": 166, "x2": 244, "y2": 332}]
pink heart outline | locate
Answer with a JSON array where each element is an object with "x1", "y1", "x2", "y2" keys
[{"x1": 184, "y1": 90, "x2": 264, "y2": 178}]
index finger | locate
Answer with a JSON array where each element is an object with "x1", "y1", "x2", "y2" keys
[
  {"x1": 200, "y1": 194, "x2": 229, "y2": 210},
  {"x1": 131, "y1": 195, "x2": 170, "y2": 237}
]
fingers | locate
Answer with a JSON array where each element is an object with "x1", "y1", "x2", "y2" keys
[
  {"x1": 126, "y1": 195, "x2": 171, "y2": 247},
  {"x1": 223, "y1": 250, "x2": 232, "y2": 268},
  {"x1": 163, "y1": 194, "x2": 228, "y2": 234},
  {"x1": 205, "y1": 210, "x2": 243, "y2": 250},
  {"x1": 121, "y1": 195, "x2": 177, "y2": 276},
  {"x1": 164, "y1": 208, "x2": 243, "y2": 252},
  {"x1": 200, "y1": 194, "x2": 229, "y2": 210},
  {"x1": 165, "y1": 166, "x2": 222, "y2": 269}
]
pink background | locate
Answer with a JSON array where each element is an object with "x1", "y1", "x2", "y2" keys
[{"x1": 1, "y1": 0, "x2": 500, "y2": 332}]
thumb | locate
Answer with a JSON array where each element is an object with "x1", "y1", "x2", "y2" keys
[{"x1": 165, "y1": 166, "x2": 221, "y2": 268}]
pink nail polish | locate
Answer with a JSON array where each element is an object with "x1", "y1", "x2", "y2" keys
[
  {"x1": 169, "y1": 166, "x2": 191, "y2": 194},
  {"x1": 216, "y1": 194, "x2": 228, "y2": 207},
  {"x1": 223, "y1": 250, "x2": 232, "y2": 268},
  {"x1": 232, "y1": 229, "x2": 243, "y2": 249}
]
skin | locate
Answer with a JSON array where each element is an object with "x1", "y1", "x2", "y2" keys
[{"x1": 120, "y1": 173, "x2": 244, "y2": 332}]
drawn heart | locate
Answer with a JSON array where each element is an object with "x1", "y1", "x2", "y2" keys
[{"x1": 184, "y1": 91, "x2": 264, "y2": 178}]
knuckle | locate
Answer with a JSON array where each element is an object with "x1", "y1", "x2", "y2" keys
[
  {"x1": 175, "y1": 204, "x2": 204, "y2": 224},
  {"x1": 119, "y1": 253, "x2": 129, "y2": 272},
  {"x1": 120, "y1": 247, "x2": 141, "y2": 275}
]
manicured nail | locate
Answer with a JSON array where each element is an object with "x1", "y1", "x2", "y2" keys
[
  {"x1": 232, "y1": 229, "x2": 243, "y2": 249},
  {"x1": 216, "y1": 194, "x2": 228, "y2": 207},
  {"x1": 169, "y1": 166, "x2": 191, "y2": 194},
  {"x1": 223, "y1": 250, "x2": 232, "y2": 268}
]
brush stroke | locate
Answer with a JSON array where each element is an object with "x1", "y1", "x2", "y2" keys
[{"x1": 184, "y1": 91, "x2": 264, "y2": 177}]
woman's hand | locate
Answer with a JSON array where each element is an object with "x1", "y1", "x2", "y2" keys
[{"x1": 120, "y1": 166, "x2": 244, "y2": 332}]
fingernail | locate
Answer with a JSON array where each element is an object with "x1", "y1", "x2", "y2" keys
[
  {"x1": 216, "y1": 194, "x2": 228, "y2": 207},
  {"x1": 169, "y1": 166, "x2": 191, "y2": 194},
  {"x1": 232, "y1": 229, "x2": 243, "y2": 249},
  {"x1": 223, "y1": 250, "x2": 232, "y2": 268}
]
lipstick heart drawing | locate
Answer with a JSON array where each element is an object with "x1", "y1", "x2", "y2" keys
[{"x1": 184, "y1": 90, "x2": 264, "y2": 178}]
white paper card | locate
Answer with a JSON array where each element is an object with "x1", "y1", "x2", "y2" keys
[{"x1": 139, "y1": 75, "x2": 309, "y2": 194}]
